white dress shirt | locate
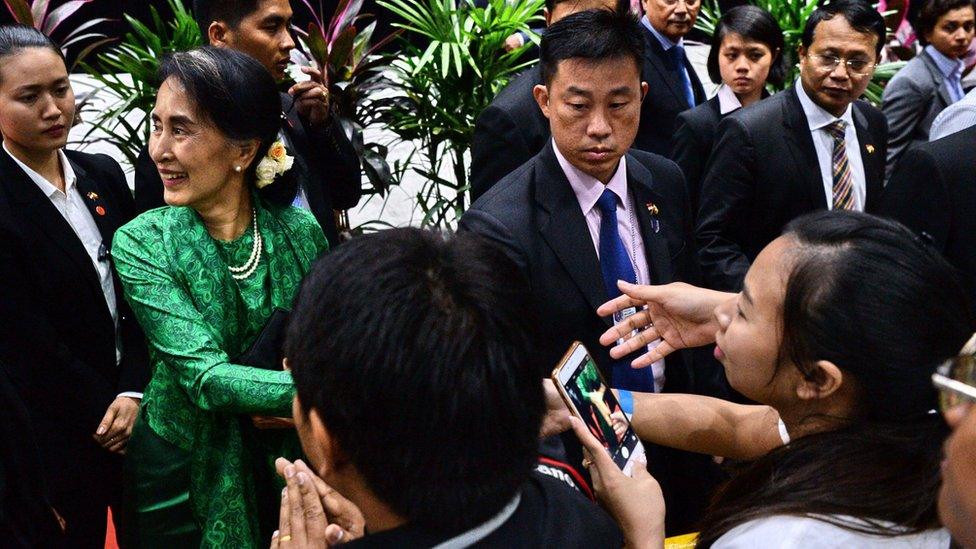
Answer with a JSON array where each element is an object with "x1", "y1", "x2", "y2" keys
[
  {"x1": 930, "y1": 86, "x2": 976, "y2": 140},
  {"x1": 553, "y1": 141, "x2": 665, "y2": 392},
  {"x1": 795, "y1": 80, "x2": 867, "y2": 211},
  {"x1": 5, "y1": 143, "x2": 140, "y2": 399}
]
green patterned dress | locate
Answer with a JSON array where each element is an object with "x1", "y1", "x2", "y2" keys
[{"x1": 113, "y1": 199, "x2": 328, "y2": 547}]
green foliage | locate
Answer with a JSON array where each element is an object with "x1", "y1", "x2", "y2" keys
[
  {"x1": 376, "y1": 0, "x2": 544, "y2": 229},
  {"x1": 78, "y1": 0, "x2": 201, "y2": 169},
  {"x1": 4, "y1": 0, "x2": 113, "y2": 70},
  {"x1": 293, "y1": 0, "x2": 403, "y2": 197}
]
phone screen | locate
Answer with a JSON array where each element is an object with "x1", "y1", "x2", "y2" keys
[{"x1": 562, "y1": 354, "x2": 642, "y2": 469}]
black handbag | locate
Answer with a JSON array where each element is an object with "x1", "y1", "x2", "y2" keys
[{"x1": 236, "y1": 307, "x2": 290, "y2": 370}]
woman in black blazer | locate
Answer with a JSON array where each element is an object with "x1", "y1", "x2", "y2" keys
[
  {"x1": 671, "y1": 6, "x2": 786, "y2": 214},
  {"x1": 0, "y1": 26, "x2": 149, "y2": 548}
]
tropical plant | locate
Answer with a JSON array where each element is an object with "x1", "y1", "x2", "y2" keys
[
  {"x1": 4, "y1": 0, "x2": 112, "y2": 69},
  {"x1": 291, "y1": 0, "x2": 402, "y2": 197},
  {"x1": 79, "y1": 0, "x2": 201, "y2": 169},
  {"x1": 375, "y1": 0, "x2": 544, "y2": 229},
  {"x1": 695, "y1": 0, "x2": 904, "y2": 103}
]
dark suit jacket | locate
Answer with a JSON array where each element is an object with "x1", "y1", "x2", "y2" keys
[
  {"x1": 135, "y1": 92, "x2": 362, "y2": 246},
  {"x1": 880, "y1": 125, "x2": 976, "y2": 315},
  {"x1": 0, "y1": 148, "x2": 150, "y2": 494},
  {"x1": 470, "y1": 66, "x2": 550, "y2": 202},
  {"x1": 696, "y1": 87, "x2": 888, "y2": 291},
  {"x1": 635, "y1": 26, "x2": 706, "y2": 157},
  {"x1": 461, "y1": 142, "x2": 726, "y2": 534},
  {"x1": 671, "y1": 95, "x2": 722, "y2": 214},
  {"x1": 461, "y1": 141, "x2": 697, "y2": 385}
]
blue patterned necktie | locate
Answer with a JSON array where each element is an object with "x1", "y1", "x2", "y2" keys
[
  {"x1": 596, "y1": 189, "x2": 655, "y2": 392},
  {"x1": 671, "y1": 44, "x2": 695, "y2": 109}
]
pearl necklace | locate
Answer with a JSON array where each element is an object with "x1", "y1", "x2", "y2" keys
[{"x1": 227, "y1": 208, "x2": 263, "y2": 280}]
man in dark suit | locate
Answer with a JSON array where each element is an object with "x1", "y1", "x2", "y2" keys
[
  {"x1": 462, "y1": 10, "x2": 718, "y2": 534},
  {"x1": 880, "y1": 125, "x2": 976, "y2": 315},
  {"x1": 470, "y1": 0, "x2": 627, "y2": 201},
  {"x1": 135, "y1": 0, "x2": 362, "y2": 246},
  {"x1": 634, "y1": 0, "x2": 707, "y2": 156},
  {"x1": 696, "y1": 0, "x2": 888, "y2": 291},
  {"x1": 0, "y1": 148, "x2": 150, "y2": 548}
]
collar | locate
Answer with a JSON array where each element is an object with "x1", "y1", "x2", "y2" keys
[
  {"x1": 925, "y1": 44, "x2": 964, "y2": 79},
  {"x1": 552, "y1": 139, "x2": 629, "y2": 215},
  {"x1": 3, "y1": 142, "x2": 76, "y2": 199},
  {"x1": 641, "y1": 16, "x2": 681, "y2": 50},
  {"x1": 794, "y1": 78, "x2": 854, "y2": 132},
  {"x1": 716, "y1": 84, "x2": 743, "y2": 115}
]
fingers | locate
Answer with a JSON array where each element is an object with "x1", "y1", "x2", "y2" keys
[
  {"x1": 324, "y1": 524, "x2": 346, "y2": 545},
  {"x1": 270, "y1": 529, "x2": 280, "y2": 549},
  {"x1": 596, "y1": 293, "x2": 642, "y2": 319},
  {"x1": 631, "y1": 340, "x2": 676, "y2": 369},
  {"x1": 569, "y1": 416, "x2": 617, "y2": 473},
  {"x1": 603, "y1": 313, "x2": 658, "y2": 355},
  {"x1": 301, "y1": 65, "x2": 326, "y2": 85},
  {"x1": 278, "y1": 484, "x2": 292, "y2": 546},
  {"x1": 294, "y1": 460, "x2": 364, "y2": 539},
  {"x1": 95, "y1": 402, "x2": 118, "y2": 437},
  {"x1": 298, "y1": 470, "x2": 328, "y2": 543},
  {"x1": 286, "y1": 465, "x2": 308, "y2": 546}
]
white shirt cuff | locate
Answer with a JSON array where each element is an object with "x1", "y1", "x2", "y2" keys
[{"x1": 117, "y1": 392, "x2": 143, "y2": 400}]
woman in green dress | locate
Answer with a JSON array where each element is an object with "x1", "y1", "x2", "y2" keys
[{"x1": 112, "y1": 47, "x2": 328, "y2": 547}]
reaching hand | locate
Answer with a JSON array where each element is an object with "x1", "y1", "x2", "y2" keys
[
  {"x1": 597, "y1": 281, "x2": 732, "y2": 368},
  {"x1": 271, "y1": 458, "x2": 365, "y2": 548},
  {"x1": 93, "y1": 396, "x2": 140, "y2": 454},
  {"x1": 570, "y1": 417, "x2": 664, "y2": 549},
  {"x1": 289, "y1": 66, "x2": 331, "y2": 128}
]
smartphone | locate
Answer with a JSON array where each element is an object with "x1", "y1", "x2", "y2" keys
[{"x1": 552, "y1": 341, "x2": 646, "y2": 476}]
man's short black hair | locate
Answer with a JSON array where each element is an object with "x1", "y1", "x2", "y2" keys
[
  {"x1": 916, "y1": 0, "x2": 975, "y2": 46},
  {"x1": 540, "y1": 8, "x2": 644, "y2": 86},
  {"x1": 286, "y1": 228, "x2": 546, "y2": 535},
  {"x1": 544, "y1": 0, "x2": 631, "y2": 17},
  {"x1": 193, "y1": 0, "x2": 261, "y2": 37},
  {"x1": 801, "y1": 0, "x2": 887, "y2": 58}
]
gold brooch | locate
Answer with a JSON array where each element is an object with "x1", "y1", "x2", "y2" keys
[
  {"x1": 866, "y1": 144, "x2": 875, "y2": 154},
  {"x1": 86, "y1": 191, "x2": 99, "y2": 200}
]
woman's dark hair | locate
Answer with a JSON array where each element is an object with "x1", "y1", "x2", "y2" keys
[
  {"x1": 916, "y1": 0, "x2": 975, "y2": 46},
  {"x1": 706, "y1": 6, "x2": 786, "y2": 87},
  {"x1": 697, "y1": 211, "x2": 974, "y2": 546},
  {"x1": 0, "y1": 25, "x2": 65, "y2": 81},
  {"x1": 801, "y1": 0, "x2": 887, "y2": 58},
  {"x1": 158, "y1": 46, "x2": 297, "y2": 205}
]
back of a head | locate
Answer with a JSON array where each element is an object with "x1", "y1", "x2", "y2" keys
[
  {"x1": 781, "y1": 210, "x2": 973, "y2": 421},
  {"x1": 158, "y1": 46, "x2": 297, "y2": 205},
  {"x1": 193, "y1": 0, "x2": 260, "y2": 38},
  {"x1": 539, "y1": 8, "x2": 644, "y2": 85},
  {"x1": 286, "y1": 229, "x2": 545, "y2": 535},
  {"x1": 706, "y1": 6, "x2": 787, "y2": 87},
  {"x1": 801, "y1": 0, "x2": 887, "y2": 57},
  {"x1": 544, "y1": 0, "x2": 632, "y2": 19}
]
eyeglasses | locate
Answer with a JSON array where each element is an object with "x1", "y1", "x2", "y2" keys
[
  {"x1": 810, "y1": 53, "x2": 876, "y2": 76},
  {"x1": 932, "y1": 355, "x2": 976, "y2": 412}
]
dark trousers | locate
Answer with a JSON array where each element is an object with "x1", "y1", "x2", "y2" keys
[{"x1": 50, "y1": 486, "x2": 122, "y2": 549}]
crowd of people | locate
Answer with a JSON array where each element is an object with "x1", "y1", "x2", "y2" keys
[{"x1": 2, "y1": 0, "x2": 976, "y2": 547}]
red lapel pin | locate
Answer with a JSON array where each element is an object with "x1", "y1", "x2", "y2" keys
[{"x1": 95, "y1": 206, "x2": 106, "y2": 216}]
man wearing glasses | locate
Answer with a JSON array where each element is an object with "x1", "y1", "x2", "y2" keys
[{"x1": 695, "y1": 0, "x2": 888, "y2": 291}]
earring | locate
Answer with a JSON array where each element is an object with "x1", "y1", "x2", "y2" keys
[{"x1": 234, "y1": 165, "x2": 242, "y2": 173}]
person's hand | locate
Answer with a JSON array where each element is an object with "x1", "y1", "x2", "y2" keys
[
  {"x1": 93, "y1": 396, "x2": 140, "y2": 454},
  {"x1": 271, "y1": 458, "x2": 364, "y2": 548},
  {"x1": 289, "y1": 66, "x2": 331, "y2": 128},
  {"x1": 597, "y1": 281, "x2": 731, "y2": 368},
  {"x1": 540, "y1": 379, "x2": 572, "y2": 438},
  {"x1": 570, "y1": 417, "x2": 664, "y2": 549},
  {"x1": 502, "y1": 32, "x2": 524, "y2": 52}
]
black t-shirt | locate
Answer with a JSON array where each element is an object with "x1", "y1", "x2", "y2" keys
[{"x1": 345, "y1": 472, "x2": 624, "y2": 548}]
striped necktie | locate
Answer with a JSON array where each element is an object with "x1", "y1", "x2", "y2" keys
[{"x1": 824, "y1": 120, "x2": 855, "y2": 211}]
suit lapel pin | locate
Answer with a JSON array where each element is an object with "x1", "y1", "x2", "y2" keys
[
  {"x1": 866, "y1": 144, "x2": 875, "y2": 154},
  {"x1": 95, "y1": 205, "x2": 106, "y2": 216},
  {"x1": 86, "y1": 191, "x2": 99, "y2": 201},
  {"x1": 646, "y1": 202, "x2": 661, "y2": 233}
]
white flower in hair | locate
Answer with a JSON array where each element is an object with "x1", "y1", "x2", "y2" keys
[{"x1": 254, "y1": 140, "x2": 294, "y2": 189}]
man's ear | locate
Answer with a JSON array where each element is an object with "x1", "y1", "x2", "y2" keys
[
  {"x1": 640, "y1": 81, "x2": 649, "y2": 102},
  {"x1": 307, "y1": 407, "x2": 348, "y2": 479},
  {"x1": 208, "y1": 21, "x2": 231, "y2": 48},
  {"x1": 543, "y1": 7, "x2": 552, "y2": 26},
  {"x1": 533, "y1": 84, "x2": 551, "y2": 119},
  {"x1": 796, "y1": 360, "x2": 844, "y2": 401}
]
